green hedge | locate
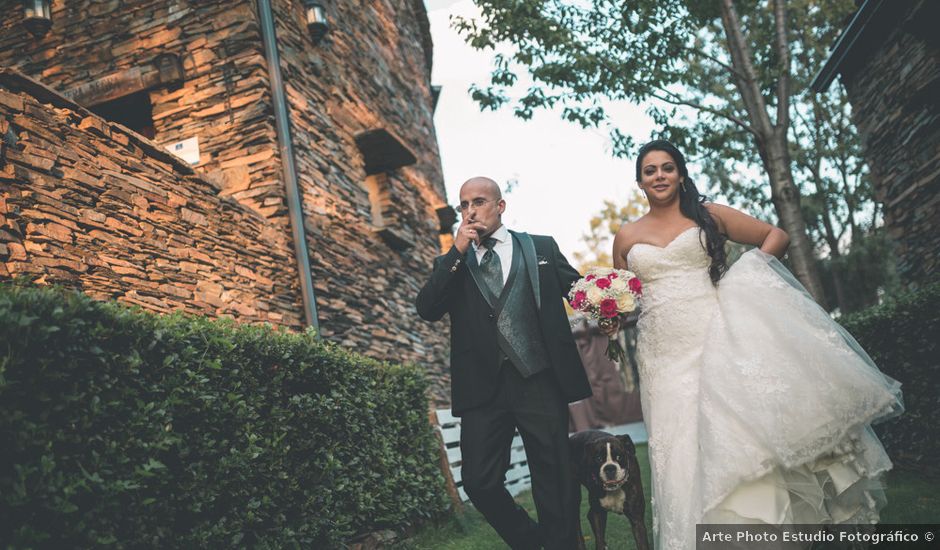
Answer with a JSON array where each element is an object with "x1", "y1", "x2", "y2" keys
[
  {"x1": 841, "y1": 281, "x2": 940, "y2": 476},
  {"x1": 0, "y1": 283, "x2": 449, "y2": 548}
]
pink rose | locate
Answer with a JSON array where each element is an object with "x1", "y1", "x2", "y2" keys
[
  {"x1": 599, "y1": 298, "x2": 619, "y2": 318},
  {"x1": 571, "y1": 290, "x2": 587, "y2": 310},
  {"x1": 596, "y1": 278, "x2": 611, "y2": 289},
  {"x1": 628, "y1": 277, "x2": 642, "y2": 295},
  {"x1": 608, "y1": 272, "x2": 618, "y2": 279},
  {"x1": 585, "y1": 274, "x2": 596, "y2": 281}
]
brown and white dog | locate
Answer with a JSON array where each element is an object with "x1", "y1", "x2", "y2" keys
[{"x1": 569, "y1": 430, "x2": 650, "y2": 550}]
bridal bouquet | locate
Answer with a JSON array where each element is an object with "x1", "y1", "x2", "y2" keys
[{"x1": 568, "y1": 267, "x2": 642, "y2": 364}]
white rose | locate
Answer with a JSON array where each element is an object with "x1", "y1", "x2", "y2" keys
[
  {"x1": 616, "y1": 292, "x2": 635, "y2": 312},
  {"x1": 610, "y1": 278, "x2": 627, "y2": 291},
  {"x1": 586, "y1": 285, "x2": 603, "y2": 305}
]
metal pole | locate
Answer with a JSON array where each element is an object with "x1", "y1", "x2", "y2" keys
[{"x1": 256, "y1": 0, "x2": 321, "y2": 335}]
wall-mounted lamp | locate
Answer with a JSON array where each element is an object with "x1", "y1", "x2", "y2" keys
[
  {"x1": 303, "y1": 1, "x2": 329, "y2": 45},
  {"x1": 22, "y1": 0, "x2": 52, "y2": 38}
]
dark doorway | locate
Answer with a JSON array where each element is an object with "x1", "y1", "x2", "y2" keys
[{"x1": 90, "y1": 90, "x2": 156, "y2": 140}]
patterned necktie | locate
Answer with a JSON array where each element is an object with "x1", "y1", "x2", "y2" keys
[{"x1": 479, "y1": 236, "x2": 503, "y2": 297}]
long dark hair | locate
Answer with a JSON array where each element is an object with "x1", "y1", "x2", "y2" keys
[{"x1": 635, "y1": 140, "x2": 728, "y2": 284}]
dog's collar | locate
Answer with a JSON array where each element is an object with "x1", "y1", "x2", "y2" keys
[
  {"x1": 593, "y1": 472, "x2": 627, "y2": 491},
  {"x1": 603, "y1": 478, "x2": 627, "y2": 491}
]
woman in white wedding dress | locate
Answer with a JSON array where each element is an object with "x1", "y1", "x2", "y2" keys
[{"x1": 608, "y1": 140, "x2": 903, "y2": 550}]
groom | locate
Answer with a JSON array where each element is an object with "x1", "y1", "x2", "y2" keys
[{"x1": 416, "y1": 177, "x2": 592, "y2": 549}]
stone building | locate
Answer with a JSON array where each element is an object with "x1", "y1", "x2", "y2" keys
[
  {"x1": 812, "y1": 0, "x2": 939, "y2": 287},
  {"x1": 0, "y1": 1, "x2": 454, "y2": 402}
]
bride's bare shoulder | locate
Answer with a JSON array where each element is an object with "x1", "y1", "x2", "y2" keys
[
  {"x1": 703, "y1": 202, "x2": 734, "y2": 232},
  {"x1": 613, "y1": 219, "x2": 646, "y2": 267},
  {"x1": 613, "y1": 220, "x2": 640, "y2": 246}
]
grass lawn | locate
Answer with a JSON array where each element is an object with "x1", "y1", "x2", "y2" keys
[{"x1": 393, "y1": 444, "x2": 939, "y2": 549}]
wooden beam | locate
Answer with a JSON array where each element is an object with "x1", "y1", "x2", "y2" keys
[{"x1": 63, "y1": 53, "x2": 184, "y2": 107}]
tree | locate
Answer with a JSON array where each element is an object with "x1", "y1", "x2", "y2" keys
[
  {"x1": 699, "y1": 0, "x2": 893, "y2": 313},
  {"x1": 453, "y1": 0, "x2": 860, "y2": 305},
  {"x1": 707, "y1": 79, "x2": 891, "y2": 313},
  {"x1": 573, "y1": 190, "x2": 648, "y2": 272},
  {"x1": 792, "y1": 83, "x2": 879, "y2": 313}
]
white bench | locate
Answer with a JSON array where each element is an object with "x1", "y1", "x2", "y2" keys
[
  {"x1": 432, "y1": 408, "x2": 648, "y2": 503},
  {"x1": 432, "y1": 408, "x2": 532, "y2": 502}
]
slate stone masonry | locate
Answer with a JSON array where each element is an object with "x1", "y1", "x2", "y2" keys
[{"x1": 0, "y1": 0, "x2": 453, "y2": 404}]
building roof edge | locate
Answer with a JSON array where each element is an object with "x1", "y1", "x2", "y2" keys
[{"x1": 810, "y1": 0, "x2": 887, "y2": 93}]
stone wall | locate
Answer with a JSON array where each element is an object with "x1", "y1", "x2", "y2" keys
[
  {"x1": 0, "y1": 0, "x2": 452, "y2": 404},
  {"x1": 841, "y1": 0, "x2": 940, "y2": 286},
  {"x1": 269, "y1": 0, "x2": 450, "y2": 378},
  {"x1": 0, "y1": 71, "x2": 303, "y2": 324},
  {"x1": 0, "y1": 0, "x2": 280, "y2": 217}
]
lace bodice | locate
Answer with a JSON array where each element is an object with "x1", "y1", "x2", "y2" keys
[
  {"x1": 627, "y1": 225, "x2": 709, "y2": 282},
  {"x1": 627, "y1": 226, "x2": 714, "y2": 319},
  {"x1": 627, "y1": 226, "x2": 716, "y2": 382}
]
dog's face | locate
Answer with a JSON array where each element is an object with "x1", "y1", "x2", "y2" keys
[{"x1": 585, "y1": 435, "x2": 632, "y2": 491}]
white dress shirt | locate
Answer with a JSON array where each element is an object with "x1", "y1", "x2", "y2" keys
[{"x1": 472, "y1": 224, "x2": 513, "y2": 285}]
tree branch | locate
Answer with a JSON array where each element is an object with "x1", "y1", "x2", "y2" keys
[
  {"x1": 793, "y1": 103, "x2": 813, "y2": 134},
  {"x1": 772, "y1": 0, "x2": 791, "y2": 129},
  {"x1": 719, "y1": 0, "x2": 773, "y2": 137},
  {"x1": 683, "y1": 46, "x2": 748, "y2": 81},
  {"x1": 587, "y1": 49, "x2": 757, "y2": 137},
  {"x1": 649, "y1": 88, "x2": 758, "y2": 138}
]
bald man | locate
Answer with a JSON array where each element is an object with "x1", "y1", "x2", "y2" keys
[{"x1": 417, "y1": 177, "x2": 591, "y2": 549}]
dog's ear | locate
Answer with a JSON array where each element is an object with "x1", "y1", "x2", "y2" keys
[
  {"x1": 582, "y1": 443, "x2": 596, "y2": 465},
  {"x1": 617, "y1": 434, "x2": 635, "y2": 455},
  {"x1": 576, "y1": 444, "x2": 596, "y2": 479}
]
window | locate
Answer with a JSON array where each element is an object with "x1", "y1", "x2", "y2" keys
[
  {"x1": 356, "y1": 128, "x2": 419, "y2": 250},
  {"x1": 364, "y1": 173, "x2": 412, "y2": 250},
  {"x1": 89, "y1": 90, "x2": 156, "y2": 140}
]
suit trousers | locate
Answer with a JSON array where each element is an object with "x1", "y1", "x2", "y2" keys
[{"x1": 459, "y1": 363, "x2": 577, "y2": 550}]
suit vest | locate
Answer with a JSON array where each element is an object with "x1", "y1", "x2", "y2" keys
[{"x1": 471, "y1": 234, "x2": 551, "y2": 378}]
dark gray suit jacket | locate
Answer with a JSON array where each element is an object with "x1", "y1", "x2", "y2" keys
[{"x1": 416, "y1": 231, "x2": 592, "y2": 415}]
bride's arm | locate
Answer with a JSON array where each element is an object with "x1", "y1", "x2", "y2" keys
[
  {"x1": 612, "y1": 223, "x2": 632, "y2": 270},
  {"x1": 602, "y1": 225, "x2": 634, "y2": 337},
  {"x1": 705, "y1": 203, "x2": 789, "y2": 258}
]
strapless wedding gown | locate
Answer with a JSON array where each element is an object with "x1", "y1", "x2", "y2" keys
[{"x1": 628, "y1": 227, "x2": 903, "y2": 550}]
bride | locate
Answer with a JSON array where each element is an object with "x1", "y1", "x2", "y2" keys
[{"x1": 607, "y1": 140, "x2": 903, "y2": 549}]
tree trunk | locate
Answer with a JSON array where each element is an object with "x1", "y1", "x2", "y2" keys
[
  {"x1": 826, "y1": 247, "x2": 850, "y2": 314},
  {"x1": 818, "y1": 172, "x2": 848, "y2": 313},
  {"x1": 830, "y1": 262, "x2": 849, "y2": 314},
  {"x1": 718, "y1": 0, "x2": 827, "y2": 305},
  {"x1": 763, "y1": 132, "x2": 829, "y2": 307}
]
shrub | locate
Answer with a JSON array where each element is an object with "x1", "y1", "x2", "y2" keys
[
  {"x1": 0, "y1": 282, "x2": 449, "y2": 548},
  {"x1": 841, "y1": 282, "x2": 940, "y2": 476}
]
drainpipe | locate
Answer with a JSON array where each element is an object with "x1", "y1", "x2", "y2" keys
[{"x1": 256, "y1": 0, "x2": 321, "y2": 336}]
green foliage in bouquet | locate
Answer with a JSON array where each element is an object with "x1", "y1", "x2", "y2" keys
[
  {"x1": 0, "y1": 282, "x2": 449, "y2": 548},
  {"x1": 841, "y1": 281, "x2": 940, "y2": 477}
]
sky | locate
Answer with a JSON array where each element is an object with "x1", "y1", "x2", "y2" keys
[{"x1": 424, "y1": 0, "x2": 656, "y2": 260}]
